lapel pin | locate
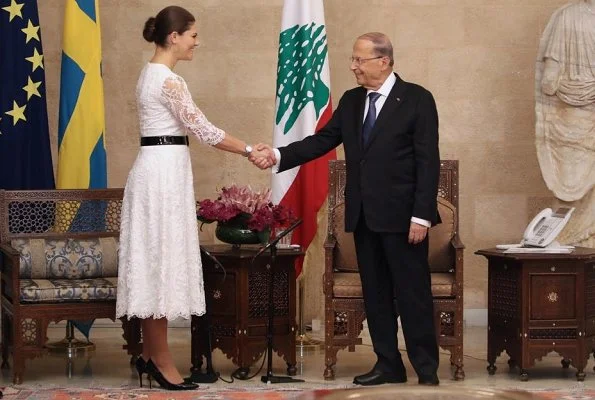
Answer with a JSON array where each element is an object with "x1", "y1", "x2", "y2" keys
[{"x1": 396, "y1": 97, "x2": 401, "y2": 102}]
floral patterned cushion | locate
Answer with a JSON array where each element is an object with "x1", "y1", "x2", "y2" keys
[
  {"x1": 20, "y1": 277, "x2": 117, "y2": 303},
  {"x1": 11, "y1": 238, "x2": 118, "y2": 279}
]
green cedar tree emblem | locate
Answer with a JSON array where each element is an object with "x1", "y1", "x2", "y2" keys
[{"x1": 275, "y1": 23, "x2": 329, "y2": 134}]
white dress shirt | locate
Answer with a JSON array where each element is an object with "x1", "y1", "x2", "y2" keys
[
  {"x1": 362, "y1": 71, "x2": 396, "y2": 122},
  {"x1": 272, "y1": 73, "x2": 431, "y2": 228}
]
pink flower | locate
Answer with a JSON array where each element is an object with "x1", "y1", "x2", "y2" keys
[
  {"x1": 197, "y1": 199, "x2": 239, "y2": 222},
  {"x1": 248, "y1": 207, "x2": 274, "y2": 231},
  {"x1": 197, "y1": 185, "x2": 295, "y2": 232}
]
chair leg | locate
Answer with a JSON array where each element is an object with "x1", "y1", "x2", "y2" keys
[
  {"x1": 324, "y1": 344, "x2": 338, "y2": 380},
  {"x1": 453, "y1": 344, "x2": 465, "y2": 381},
  {"x1": 13, "y1": 362, "x2": 24, "y2": 384},
  {"x1": 120, "y1": 317, "x2": 142, "y2": 361},
  {"x1": 13, "y1": 316, "x2": 43, "y2": 384},
  {"x1": 1, "y1": 310, "x2": 10, "y2": 369},
  {"x1": 12, "y1": 332, "x2": 24, "y2": 384},
  {"x1": 323, "y1": 306, "x2": 338, "y2": 380}
]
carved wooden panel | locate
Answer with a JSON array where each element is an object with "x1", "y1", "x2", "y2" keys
[
  {"x1": 529, "y1": 328, "x2": 576, "y2": 339},
  {"x1": 1, "y1": 189, "x2": 124, "y2": 241},
  {"x1": 586, "y1": 266, "x2": 595, "y2": 319},
  {"x1": 204, "y1": 273, "x2": 236, "y2": 316},
  {"x1": 530, "y1": 275, "x2": 576, "y2": 320},
  {"x1": 334, "y1": 311, "x2": 349, "y2": 336},
  {"x1": 248, "y1": 269, "x2": 268, "y2": 318},
  {"x1": 491, "y1": 267, "x2": 519, "y2": 321},
  {"x1": 248, "y1": 269, "x2": 289, "y2": 318},
  {"x1": 212, "y1": 324, "x2": 236, "y2": 337},
  {"x1": 440, "y1": 311, "x2": 455, "y2": 337},
  {"x1": 21, "y1": 318, "x2": 38, "y2": 345},
  {"x1": 437, "y1": 160, "x2": 459, "y2": 209}
]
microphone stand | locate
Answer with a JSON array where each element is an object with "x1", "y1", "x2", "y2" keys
[
  {"x1": 188, "y1": 246, "x2": 226, "y2": 384},
  {"x1": 252, "y1": 219, "x2": 304, "y2": 384}
]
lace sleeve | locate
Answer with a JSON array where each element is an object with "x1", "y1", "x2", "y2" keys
[{"x1": 160, "y1": 75, "x2": 225, "y2": 145}]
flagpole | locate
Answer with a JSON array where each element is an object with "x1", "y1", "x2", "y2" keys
[
  {"x1": 272, "y1": 0, "x2": 335, "y2": 365},
  {"x1": 46, "y1": 321, "x2": 96, "y2": 357},
  {"x1": 296, "y1": 277, "x2": 323, "y2": 354},
  {"x1": 53, "y1": 0, "x2": 107, "y2": 355},
  {"x1": 45, "y1": 321, "x2": 95, "y2": 377}
]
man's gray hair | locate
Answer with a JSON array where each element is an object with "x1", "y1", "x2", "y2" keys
[{"x1": 358, "y1": 32, "x2": 394, "y2": 67}]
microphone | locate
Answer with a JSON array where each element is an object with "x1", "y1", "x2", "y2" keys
[{"x1": 253, "y1": 218, "x2": 302, "y2": 259}]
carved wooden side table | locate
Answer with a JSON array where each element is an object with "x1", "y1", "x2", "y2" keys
[
  {"x1": 476, "y1": 247, "x2": 595, "y2": 381},
  {"x1": 190, "y1": 244, "x2": 302, "y2": 379}
]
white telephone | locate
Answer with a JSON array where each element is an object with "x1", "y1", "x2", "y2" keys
[
  {"x1": 522, "y1": 207, "x2": 574, "y2": 247},
  {"x1": 497, "y1": 207, "x2": 575, "y2": 253}
]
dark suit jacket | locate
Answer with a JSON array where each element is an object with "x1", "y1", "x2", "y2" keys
[{"x1": 278, "y1": 73, "x2": 440, "y2": 233}]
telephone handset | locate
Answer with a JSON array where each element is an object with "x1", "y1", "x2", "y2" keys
[
  {"x1": 522, "y1": 207, "x2": 574, "y2": 247},
  {"x1": 497, "y1": 207, "x2": 575, "y2": 252}
]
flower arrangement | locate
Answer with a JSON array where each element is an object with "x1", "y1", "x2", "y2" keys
[{"x1": 197, "y1": 185, "x2": 294, "y2": 233}]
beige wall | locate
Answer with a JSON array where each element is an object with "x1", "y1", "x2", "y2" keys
[{"x1": 37, "y1": 0, "x2": 569, "y2": 321}]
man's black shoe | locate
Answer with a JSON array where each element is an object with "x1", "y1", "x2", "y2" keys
[
  {"x1": 353, "y1": 369, "x2": 407, "y2": 386},
  {"x1": 418, "y1": 374, "x2": 439, "y2": 386}
]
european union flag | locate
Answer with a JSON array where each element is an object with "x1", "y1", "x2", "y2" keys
[{"x1": 0, "y1": 0, "x2": 54, "y2": 190}]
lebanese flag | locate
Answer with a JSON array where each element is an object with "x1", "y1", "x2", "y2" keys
[{"x1": 272, "y1": 0, "x2": 336, "y2": 277}]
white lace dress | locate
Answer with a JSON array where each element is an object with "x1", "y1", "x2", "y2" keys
[{"x1": 116, "y1": 63, "x2": 225, "y2": 320}]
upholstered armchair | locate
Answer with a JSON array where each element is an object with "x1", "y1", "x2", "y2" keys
[
  {"x1": 0, "y1": 189, "x2": 142, "y2": 384},
  {"x1": 323, "y1": 160, "x2": 464, "y2": 381}
]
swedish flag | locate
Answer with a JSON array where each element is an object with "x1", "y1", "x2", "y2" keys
[
  {"x1": 57, "y1": 0, "x2": 106, "y2": 189},
  {"x1": 57, "y1": 0, "x2": 106, "y2": 339},
  {"x1": 0, "y1": 0, "x2": 54, "y2": 190}
]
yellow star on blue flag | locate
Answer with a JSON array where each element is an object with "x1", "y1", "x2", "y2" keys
[
  {"x1": 21, "y1": 18, "x2": 39, "y2": 43},
  {"x1": 2, "y1": 0, "x2": 24, "y2": 22},
  {"x1": 0, "y1": 0, "x2": 54, "y2": 189}
]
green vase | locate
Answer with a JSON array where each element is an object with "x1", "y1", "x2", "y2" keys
[{"x1": 215, "y1": 214, "x2": 270, "y2": 246}]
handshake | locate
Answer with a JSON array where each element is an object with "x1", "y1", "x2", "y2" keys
[{"x1": 248, "y1": 143, "x2": 277, "y2": 170}]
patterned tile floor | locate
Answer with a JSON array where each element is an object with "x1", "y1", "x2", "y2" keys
[{"x1": 0, "y1": 325, "x2": 594, "y2": 396}]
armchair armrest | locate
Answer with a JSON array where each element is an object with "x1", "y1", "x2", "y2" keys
[
  {"x1": 450, "y1": 233, "x2": 465, "y2": 250},
  {"x1": 0, "y1": 242, "x2": 20, "y2": 275},
  {"x1": 323, "y1": 235, "x2": 337, "y2": 295},
  {"x1": 0, "y1": 242, "x2": 21, "y2": 305},
  {"x1": 324, "y1": 235, "x2": 337, "y2": 250},
  {"x1": 449, "y1": 234, "x2": 464, "y2": 287},
  {"x1": 0, "y1": 242, "x2": 20, "y2": 258}
]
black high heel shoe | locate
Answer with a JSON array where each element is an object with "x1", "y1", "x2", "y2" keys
[
  {"x1": 146, "y1": 359, "x2": 198, "y2": 390},
  {"x1": 135, "y1": 357, "x2": 151, "y2": 387}
]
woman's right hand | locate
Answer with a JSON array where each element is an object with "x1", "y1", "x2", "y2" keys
[{"x1": 249, "y1": 144, "x2": 276, "y2": 169}]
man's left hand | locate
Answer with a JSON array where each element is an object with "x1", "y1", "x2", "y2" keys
[{"x1": 408, "y1": 222, "x2": 428, "y2": 244}]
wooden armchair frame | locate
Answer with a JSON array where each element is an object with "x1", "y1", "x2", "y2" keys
[{"x1": 322, "y1": 160, "x2": 464, "y2": 381}]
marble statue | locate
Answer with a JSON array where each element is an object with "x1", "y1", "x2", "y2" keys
[{"x1": 535, "y1": 0, "x2": 595, "y2": 247}]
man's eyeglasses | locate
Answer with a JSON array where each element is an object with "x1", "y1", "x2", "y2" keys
[{"x1": 350, "y1": 56, "x2": 384, "y2": 66}]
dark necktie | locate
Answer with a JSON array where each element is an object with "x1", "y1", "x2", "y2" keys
[{"x1": 362, "y1": 92, "x2": 381, "y2": 147}]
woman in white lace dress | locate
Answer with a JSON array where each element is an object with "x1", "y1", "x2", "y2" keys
[{"x1": 116, "y1": 6, "x2": 267, "y2": 390}]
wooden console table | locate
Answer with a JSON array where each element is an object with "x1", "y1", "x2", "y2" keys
[
  {"x1": 190, "y1": 244, "x2": 303, "y2": 379},
  {"x1": 476, "y1": 247, "x2": 595, "y2": 381}
]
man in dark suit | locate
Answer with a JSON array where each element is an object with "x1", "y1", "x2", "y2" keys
[{"x1": 252, "y1": 32, "x2": 440, "y2": 386}]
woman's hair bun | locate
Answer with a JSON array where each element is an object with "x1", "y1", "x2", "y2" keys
[{"x1": 142, "y1": 17, "x2": 157, "y2": 42}]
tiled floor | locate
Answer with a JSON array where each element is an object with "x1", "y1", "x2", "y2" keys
[{"x1": 1, "y1": 324, "x2": 594, "y2": 392}]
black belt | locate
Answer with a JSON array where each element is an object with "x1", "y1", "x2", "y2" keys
[{"x1": 141, "y1": 136, "x2": 189, "y2": 146}]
